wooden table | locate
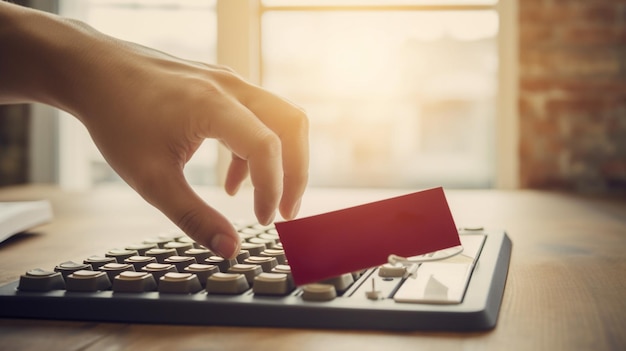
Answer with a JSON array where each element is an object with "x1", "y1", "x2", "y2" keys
[{"x1": 0, "y1": 185, "x2": 624, "y2": 351}]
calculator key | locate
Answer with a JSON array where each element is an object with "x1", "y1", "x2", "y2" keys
[
  {"x1": 125, "y1": 242, "x2": 157, "y2": 256},
  {"x1": 163, "y1": 241, "x2": 194, "y2": 256},
  {"x1": 243, "y1": 256, "x2": 278, "y2": 273},
  {"x1": 164, "y1": 255, "x2": 197, "y2": 272},
  {"x1": 183, "y1": 264, "x2": 218, "y2": 288},
  {"x1": 251, "y1": 223, "x2": 275, "y2": 231},
  {"x1": 258, "y1": 233, "x2": 280, "y2": 244},
  {"x1": 393, "y1": 262, "x2": 473, "y2": 304},
  {"x1": 54, "y1": 261, "x2": 92, "y2": 278},
  {"x1": 247, "y1": 237, "x2": 272, "y2": 249},
  {"x1": 253, "y1": 273, "x2": 291, "y2": 296},
  {"x1": 239, "y1": 227, "x2": 264, "y2": 236},
  {"x1": 206, "y1": 273, "x2": 250, "y2": 295},
  {"x1": 105, "y1": 249, "x2": 139, "y2": 263},
  {"x1": 18, "y1": 269, "x2": 66, "y2": 292},
  {"x1": 228, "y1": 264, "x2": 263, "y2": 285},
  {"x1": 158, "y1": 272, "x2": 202, "y2": 294},
  {"x1": 235, "y1": 249, "x2": 251, "y2": 264},
  {"x1": 99, "y1": 263, "x2": 135, "y2": 281},
  {"x1": 124, "y1": 256, "x2": 157, "y2": 271},
  {"x1": 184, "y1": 248, "x2": 212, "y2": 262},
  {"x1": 83, "y1": 256, "x2": 116, "y2": 270},
  {"x1": 65, "y1": 270, "x2": 111, "y2": 292},
  {"x1": 378, "y1": 264, "x2": 407, "y2": 278},
  {"x1": 271, "y1": 265, "x2": 294, "y2": 290},
  {"x1": 301, "y1": 284, "x2": 337, "y2": 302},
  {"x1": 141, "y1": 263, "x2": 177, "y2": 283},
  {"x1": 204, "y1": 256, "x2": 237, "y2": 272},
  {"x1": 145, "y1": 248, "x2": 177, "y2": 263},
  {"x1": 320, "y1": 273, "x2": 354, "y2": 293},
  {"x1": 113, "y1": 271, "x2": 157, "y2": 293},
  {"x1": 142, "y1": 237, "x2": 172, "y2": 249},
  {"x1": 176, "y1": 236, "x2": 199, "y2": 248},
  {"x1": 240, "y1": 242, "x2": 265, "y2": 256},
  {"x1": 260, "y1": 249, "x2": 287, "y2": 265}
]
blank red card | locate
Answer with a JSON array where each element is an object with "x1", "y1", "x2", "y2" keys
[{"x1": 275, "y1": 187, "x2": 461, "y2": 286}]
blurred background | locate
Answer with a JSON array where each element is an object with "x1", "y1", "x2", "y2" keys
[{"x1": 1, "y1": 0, "x2": 625, "y2": 194}]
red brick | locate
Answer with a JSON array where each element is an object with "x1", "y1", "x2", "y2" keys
[{"x1": 559, "y1": 26, "x2": 626, "y2": 46}]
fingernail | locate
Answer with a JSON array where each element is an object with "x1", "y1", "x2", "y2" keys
[{"x1": 210, "y1": 233, "x2": 240, "y2": 259}]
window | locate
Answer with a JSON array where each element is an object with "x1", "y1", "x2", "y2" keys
[
  {"x1": 57, "y1": 0, "x2": 218, "y2": 188},
  {"x1": 54, "y1": 0, "x2": 517, "y2": 189}
]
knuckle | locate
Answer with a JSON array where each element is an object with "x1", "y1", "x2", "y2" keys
[
  {"x1": 254, "y1": 130, "x2": 282, "y2": 158},
  {"x1": 176, "y1": 207, "x2": 204, "y2": 240}
]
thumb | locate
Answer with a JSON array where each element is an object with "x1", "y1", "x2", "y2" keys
[{"x1": 135, "y1": 170, "x2": 241, "y2": 259}]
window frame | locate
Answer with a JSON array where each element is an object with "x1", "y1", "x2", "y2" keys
[{"x1": 39, "y1": 0, "x2": 518, "y2": 189}]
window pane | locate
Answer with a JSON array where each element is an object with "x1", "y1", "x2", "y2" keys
[
  {"x1": 262, "y1": 10, "x2": 498, "y2": 188},
  {"x1": 59, "y1": 0, "x2": 218, "y2": 185}
]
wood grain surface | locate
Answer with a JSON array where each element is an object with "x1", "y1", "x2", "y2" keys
[{"x1": 0, "y1": 185, "x2": 624, "y2": 351}]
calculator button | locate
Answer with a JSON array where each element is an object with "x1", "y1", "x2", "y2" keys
[
  {"x1": 176, "y1": 236, "x2": 199, "y2": 248},
  {"x1": 141, "y1": 263, "x2": 177, "y2": 283},
  {"x1": 145, "y1": 248, "x2": 177, "y2": 263},
  {"x1": 158, "y1": 272, "x2": 202, "y2": 294},
  {"x1": 125, "y1": 243, "x2": 157, "y2": 256},
  {"x1": 301, "y1": 284, "x2": 337, "y2": 302},
  {"x1": 239, "y1": 227, "x2": 264, "y2": 237},
  {"x1": 271, "y1": 265, "x2": 294, "y2": 290},
  {"x1": 258, "y1": 233, "x2": 280, "y2": 244},
  {"x1": 204, "y1": 256, "x2": 237, "y2": 272},
  {"x1": 83, "y1": 256, "x2": 116, "y2": 270},
  {"x1": 206, "y1": 273, "x2": 250, "y2": 295},
  {"x1": 163, "y1": 241, "x2": 194, "y2": 256},
  {"x1": 393, "y1": 262, "x2": 473, "y2": 304},
  {"x1": 184, "y1": 248, "x2": 212, "y2": 262},
  {"x1": 183, "y1": 264, "x2": 218, "y2": 288},
  {"x1": 18, "y1": 269, "x2": 66, "y2": 292},
  {"x1": 243, "y1": 256, "x2": 278, "y2": 273},
  {"x1": 240, "y1": 242, "x2": 265, "y2": 256},
  {"x1": 253, "y1": 273, "x2": 291, "y2": 296},
  {"x1": 320, "y1": 273, "x2": 354, "y2": 293},
  {"x1": 228, "y1": 264, "x2": 263, "y2": 285},
  {"x1": 142, "y1": 237, "x2": 172, "y2": 248},
  {"x1": 99, "y1": 263, "x2": 135, "y2": 281},
  {"x1": 105, "y1": 249, "x2": 139, "y2": 263},
  {"x1": 247, "y1": 237, "x2": 272, "y2": 249},
  {"x1": 65, "y1": 270, "x2": 111, "y2": 292},
  {"x1": 378, "y1": 264, "x2": 407, "y2": 278},
  {"x1": 164, "y1": 255, "x2": 197, "y2": 272},
  {"x1": 54, "y1": 261, "x2": 92, "y2": 278},
  {"x1": 124, "y1": 256, "x2": 157, "y2": 271},
  {"x1": 113, "y1": 271, "x2": 157, "y2": 293},
  {"x1": 235, "y1": 249, "x2": 251, "y2": 264},
  {"x1": 260, "y1": 249, "x2": 287, "y2": 265}
]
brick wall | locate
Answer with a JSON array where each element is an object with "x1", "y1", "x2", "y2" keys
[{"x1": 519, "y1": 0, "x2": 626, "y2": 193}]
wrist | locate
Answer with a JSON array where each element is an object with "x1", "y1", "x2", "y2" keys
[{"x1": 0, "y1": 3, "x2": 102, "y2": 117}]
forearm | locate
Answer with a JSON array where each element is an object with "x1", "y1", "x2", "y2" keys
[{"x1": 0, "y1": 2, "x2": 100, "y2": 116}]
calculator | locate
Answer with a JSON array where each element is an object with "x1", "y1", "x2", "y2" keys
[{"x1": 0, "y1": 223, "x2": 511, "y2": 331}]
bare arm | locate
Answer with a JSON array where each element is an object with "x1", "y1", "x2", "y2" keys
[{"x1": 0, "y1": 2, "x2": 309, "y2": 258}]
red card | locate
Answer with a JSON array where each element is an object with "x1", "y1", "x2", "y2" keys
[{"x1": 275, "y1": 187, "x2": 461, "y2": 286}]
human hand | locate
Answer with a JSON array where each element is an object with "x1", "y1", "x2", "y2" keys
[
  {"x1": 72, "y1": 41, "x2": 308, "y2": 259},
  {"x1": 0, "y1": 3, "x2": 309, "y2": 259}
]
